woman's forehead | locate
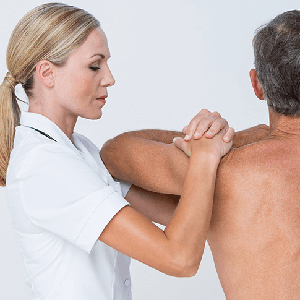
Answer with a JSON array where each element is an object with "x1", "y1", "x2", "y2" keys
[{"x1": 69, "y1": 27, "x2": 110, "y2": 60}]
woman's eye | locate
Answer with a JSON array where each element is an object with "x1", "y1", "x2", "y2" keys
[{"x1": 89, "y1": 66, "x2": 100, "y2": 71}]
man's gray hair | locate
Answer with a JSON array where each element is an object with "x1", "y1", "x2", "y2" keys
[{"x1": 253, "y1": 10, "x2": 300, "y2": 115}]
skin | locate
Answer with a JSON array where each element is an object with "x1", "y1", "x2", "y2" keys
[
  {"x1": 101, "y1": 71, "x2": 300, "y2": 298},
  {"x1": 28, "y1": 27, "x2": 234, "y2": 277},
  {"x1": 209, "y1": 109, "x2": 300, "y2": 299},
  {"x1": 209, "y1": 71, "x2": 300, "y2": 299},
  {"x1": 29, "y1": 28, "x2": 115, "y2": 139}
]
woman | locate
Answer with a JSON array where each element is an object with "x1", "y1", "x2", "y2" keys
[{"x1": 0, "y1": 3, "x2": 233, "y2": 300}]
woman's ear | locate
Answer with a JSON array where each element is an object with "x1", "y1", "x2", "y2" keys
[
  {"x1": 35, "y1": 60, "x2": 55, "y2": 88},
  {"x1": 249, "y1": 69, "x2": 264, "y2": 100}
]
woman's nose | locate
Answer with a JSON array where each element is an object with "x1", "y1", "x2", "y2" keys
[{"x1": 101, "y1": 65, "x2": 115, "y2": 87}]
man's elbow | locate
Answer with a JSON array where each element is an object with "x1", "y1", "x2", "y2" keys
[
  {"x1": 100, "y1": 133, "x2": 131, "y2": 162},
  {"x1": 100, "y1": 139, "x2": 111, "y2": 162},
  {"x1": 100, "y1": 138, "x2": 119, "y2": 175}
]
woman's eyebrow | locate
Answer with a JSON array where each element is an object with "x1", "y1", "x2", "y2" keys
[{"x1": 90, "y1": 53, "x2": 106, "y2": 59}]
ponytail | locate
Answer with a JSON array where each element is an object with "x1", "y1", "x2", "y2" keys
[{"x1": 0, "y1": 72, "x2": 20, "y2": 186}]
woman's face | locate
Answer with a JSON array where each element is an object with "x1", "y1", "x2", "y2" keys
[{"x1": 52, "y1": 27, "x2": 115, "y2": 120}]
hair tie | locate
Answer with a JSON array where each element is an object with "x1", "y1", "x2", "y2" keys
[
  {"x1": 4, "y1": 72, "x2": 19, "y2": 89},
  {"x1": 3, "y1": 72, "x2": 27, "y2": 104}
]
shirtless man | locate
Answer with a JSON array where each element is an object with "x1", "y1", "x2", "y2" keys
[{"x1": 101, "y1": 10, "x2": 300, "y2": 299}]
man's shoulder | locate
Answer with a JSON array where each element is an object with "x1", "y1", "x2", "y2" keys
[
  {"x1": 223, "y1": 138, "x2": 271, "y2": 164},
  {"x1": 217, "y1": 139, "x2": 277, "y2": 185}
]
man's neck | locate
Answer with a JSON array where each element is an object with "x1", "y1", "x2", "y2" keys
[{"x1": 269, "y1": 107, "x2": 300, "y2": 135}]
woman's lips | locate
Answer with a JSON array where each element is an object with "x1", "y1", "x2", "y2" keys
[{"x1": 98, "y1": 95, "x2": 107, "y2": 104}]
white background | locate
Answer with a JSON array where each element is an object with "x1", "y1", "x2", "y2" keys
[{"x1": 0, "y1": 1, "x2": 299, "y2": 299}]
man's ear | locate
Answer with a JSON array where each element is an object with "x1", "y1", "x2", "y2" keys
[
  {"x1": 35, "y1": 60, "x2": 55, "y2": 88},
  {"x1": 249, "y1": 69, "x2": 264, "y2": 100}
]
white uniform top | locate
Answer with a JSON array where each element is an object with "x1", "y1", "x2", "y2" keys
[{"x1": 6, "y1": 112, "x2": 132, "y2": 300}]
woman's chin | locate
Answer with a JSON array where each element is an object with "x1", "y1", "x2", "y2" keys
[{"x1": 80, "y1": 112, "x2": 102, "y2": 120}]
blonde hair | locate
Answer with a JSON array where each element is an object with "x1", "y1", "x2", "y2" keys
[{"x1": 0, "y1": 2, "x2": 100, "y2": 186}]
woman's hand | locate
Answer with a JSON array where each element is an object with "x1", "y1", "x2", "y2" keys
[
  {"x1": 174, "y1": 128, "x2": 233, "y2": 159},
  {"x1": 182, "y1": 109, "x2": 234, "y2": 142}
]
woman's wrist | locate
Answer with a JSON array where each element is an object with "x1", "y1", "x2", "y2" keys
[{"x1": 190, "y1": 147, "x2": 221, "y2": 168}]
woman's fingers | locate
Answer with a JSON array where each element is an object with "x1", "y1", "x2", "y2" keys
[
  {"x1": 222, "y1": 126, "x2": 235, "y2": 142},
  {"x1": 183, "y1": 110, "x2": 231, "y2": 141},
  {"x1": 174, "y1": 126, "x2": 233, "y2": 159},
  {"x1": 173, "y1": 137, "x2": 191, "y2": 157},
  {"x1": 203, "y1": 117, "x2": 228, "y2": 139},
  {"x1": 194, "y1": 128, "x2": 233, "y2": 158},
  {"x1": 216, "y1": 129, "x2": 233, "y2": 157},
  {"x1": 182, "y1": 126, "x2": 188, "y2": 135},
  {"x1": 183, "y1": 109, "x2": 212, "y2": 141}
]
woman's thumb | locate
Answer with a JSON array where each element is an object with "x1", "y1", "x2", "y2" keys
[{"x1": 173, "y1": 137, "x2": 191, "y2": 157}]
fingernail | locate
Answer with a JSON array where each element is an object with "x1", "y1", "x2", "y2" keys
[
  {"x1": 184, "y1": 135, "x2": 190, "y2": 140},
  {"x1": 206, "y1": 131, "x2": 212, "y2": 135},
  {"x1": 194, "y1": 132, "x2": 200, "y2": 138},
  {"x1": 173, "y1": 137, "x2": 178, "y2": 143},
  {"x1": 224, "y1": 136, "x2": 229, "y2": 141}
]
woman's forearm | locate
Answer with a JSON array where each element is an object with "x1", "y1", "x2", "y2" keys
[
  {"x1": 163, "y1": 151, "x2": 219, "y2": 273},
  {"x1": 100, "y1": 149, "x2": 220, "y2": 277}
]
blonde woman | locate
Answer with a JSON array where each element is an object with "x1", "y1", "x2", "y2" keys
[{"x1": 1, "y1": 3, "x2": 233, "y2": 299}]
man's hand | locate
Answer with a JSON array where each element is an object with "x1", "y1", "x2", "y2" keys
[{"x1": 182, "y1": 109, "x2": 234, "y2": 142}]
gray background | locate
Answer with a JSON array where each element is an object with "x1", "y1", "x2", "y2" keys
[{"x1": 0, "y1": 1, "x2": 298, "y2": 299}]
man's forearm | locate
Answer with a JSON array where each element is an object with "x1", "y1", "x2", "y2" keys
[
  {"x1": 100, "y1": 132, "x2": 189, "y2": 195},
  {"x1": 100, "y1": 124, "x2": 270, "y2": 195},
  {"x1": 123, "y1": 129, "x2": 184, "y2": 143},
  {"x1": 116, "y1": 124, "x2": 270, "y2": 147}
]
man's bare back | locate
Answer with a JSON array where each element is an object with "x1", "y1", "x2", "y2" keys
[{"x1": 209, "y1": 114, "x2": 300, "y2": 299}]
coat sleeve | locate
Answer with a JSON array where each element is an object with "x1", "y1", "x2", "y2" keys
[{"x1": 17, "y1": 144, "x2": 129, "y2": 253}]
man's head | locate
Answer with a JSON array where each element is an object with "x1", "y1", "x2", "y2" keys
[{"x1": 252, "y1": 10, "x2": 300, "y2": 115}]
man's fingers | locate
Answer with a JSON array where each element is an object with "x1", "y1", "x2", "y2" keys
[{"x1": 173, "y1": 137, "x2": 191, "y2": 157}]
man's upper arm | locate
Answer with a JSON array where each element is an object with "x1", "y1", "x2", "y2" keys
[
  {"x1": 100, "y1": 132, "x2": 189, "y2": 195},
  {"x1": 125, "y1": 184, "x2": 179, "y2": 226}
]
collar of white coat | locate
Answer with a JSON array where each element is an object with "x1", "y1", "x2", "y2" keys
[
  {"x1": 20, "y1": 111, "x2": 80, "y2": 153},
  {"x1": 20, "y1": 112, "x2": 123, "y2": 193}
]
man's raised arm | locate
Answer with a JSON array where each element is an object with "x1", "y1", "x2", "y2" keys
[
  {"x1": 101, "y1": 129, "x2": 189, "y2": 195},
  {"x1": 100, "y1": 110, "x2": 269, "y2": 195}
]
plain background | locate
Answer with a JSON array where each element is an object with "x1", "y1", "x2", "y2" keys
[{"x1": 0, "y1": 1, "x2": 299, "y2": 299}]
